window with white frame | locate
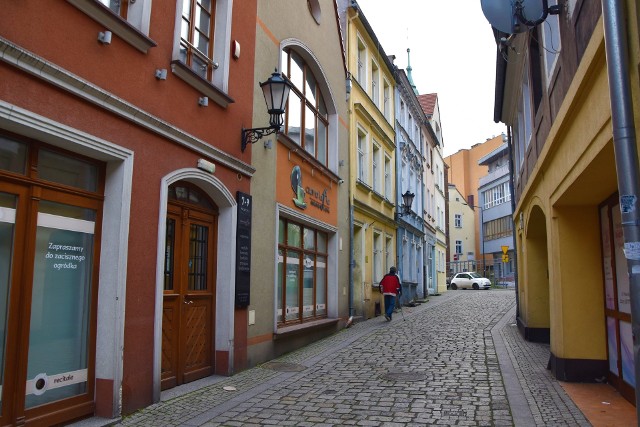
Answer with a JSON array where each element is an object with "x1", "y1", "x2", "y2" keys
[
  {"x1": 483, "y1": 182, "x2": 511, "y2": 208},
  {"x1": 385, "y1": 235, "x2": 393, "y2": 273},
  {"x1": 455, "y1": 240, "x2": 462, "y2": 255},
  {"x1": 408, "y1": 114, "x2": 413, "y2": 139},
  {"x1": 383, "y1": 80, "x2": 391, "y2": 121},
  {"x1": 281, "y1": 49, "x2": 330, "y2": 166},
  {"x1": 357, "y1": 38, "x2": 366, "y2": 86},
  {"x1": 372, "y1": 143, "x2": 381, "y2": 193},
  {"x1": 373, "y1": 232, "x2": 382, "y2": 283},
  {"x1": 454, "y1": 214, "x2": 461, "y2": 228},
  {"x1": 371, "y1": 61, "x2": 380, "y2": 106},
  {"x1": 384, "y1": 155, "x2": 392, "y2": 199},
  {"x1": 542, "y1": 0, "x2": 561, "y2": 85},
  {"x1": 400, "y1": 101, "x2": 406, "y2": 128},
  {"x1": 357, "y1": 129, "x2": 368, "y2": 183},
  {"x1": 68, "y1": 0, "x2": 155, "y2": 53},
  {"x1": 179, "y1": 0, "x2": 219, "y2": 81}
]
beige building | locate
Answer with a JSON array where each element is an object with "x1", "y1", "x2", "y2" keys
[
  {"x1": 447, "y1": 184, "x2": 477, "y2": 270},
  {"x1": 445, "y1": 135, "x2": 504, "y2": 265},
  {"x1": 248, "y1": 0, "x2": 350, "y2": 367}
]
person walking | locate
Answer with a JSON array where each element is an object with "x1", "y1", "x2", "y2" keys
[{"x1": 379, "y1": 266, "x2": 401, "y2": 321}]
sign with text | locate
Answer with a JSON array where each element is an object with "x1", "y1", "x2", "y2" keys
[{"x1": 235, "y1": 192, "x2": 252, "y2": 307}]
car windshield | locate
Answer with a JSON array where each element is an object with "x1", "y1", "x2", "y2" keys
[{"x1": 469, "y1": 273, "x2": 482, "y2": 278}]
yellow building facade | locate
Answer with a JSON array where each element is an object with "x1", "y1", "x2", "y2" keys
[
  {"x1": 494, "y1": 1, "x2": 640, "y2": 403},
  {"x1": 343, "y1": 4, "x2": 397, "y2": 319}
]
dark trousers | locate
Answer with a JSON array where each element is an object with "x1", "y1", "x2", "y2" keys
[{"x1": 384, "y1": 294, "x2": 395, "y2": 319}]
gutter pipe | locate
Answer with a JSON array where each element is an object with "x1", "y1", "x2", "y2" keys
[{"x1": 601, "y1": 0, "x2": 640, "y2": 414}]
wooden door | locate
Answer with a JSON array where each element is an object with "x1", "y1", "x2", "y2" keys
[{"x1": 161, "y1": 189, "x2": 217, "y2": 390}]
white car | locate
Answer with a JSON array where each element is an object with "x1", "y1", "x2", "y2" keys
[{"x1": 449, "y1": 272, "x2": 491, "y2": 290}]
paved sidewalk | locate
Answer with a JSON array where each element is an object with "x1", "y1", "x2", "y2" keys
[{"x1": 73, "y1": 289, "x2": 626, "y2": 426}]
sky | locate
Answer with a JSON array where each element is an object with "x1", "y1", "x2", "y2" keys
[{"x1": 356, "y1": 0, "x2": 507, "y2": 157}]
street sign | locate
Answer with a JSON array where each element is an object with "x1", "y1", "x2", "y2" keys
[
  {"x1": 501, "y1": 245, "x2": 509, "y2": 254},
  {"x1": 502, "y1": 254, "x2": 509, "y2": 263}
]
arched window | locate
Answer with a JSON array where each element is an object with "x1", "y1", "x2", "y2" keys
[{"x1": 280, "y1": 49, "x2": 329, "y2": 166}]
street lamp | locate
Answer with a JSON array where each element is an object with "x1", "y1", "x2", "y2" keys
[
  {"x1": 241, "y1": 70, "x2": 292, "y2": 152},
  {"x1": 397, "y1": 190, "x2": 415, "y2": 218}
]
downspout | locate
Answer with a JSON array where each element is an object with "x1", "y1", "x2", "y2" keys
[
  {"x1": 601, "y1": 0, "x2": 640, "y2": 413},
  {"x1": 506, "y1": 127, "x2": 519, "y2": 319}
]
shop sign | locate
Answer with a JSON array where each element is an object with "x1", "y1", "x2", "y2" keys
[
  {"x1": 290, "y1": 166, "x2": 330, "y2": 213},
  {"x1": 235, "y1": 192, "x2": 251, "y2": 307}
]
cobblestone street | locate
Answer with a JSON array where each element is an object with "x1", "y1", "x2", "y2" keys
[{"x1": 78, "y1": 289, "x2": 607, "y2": 426}]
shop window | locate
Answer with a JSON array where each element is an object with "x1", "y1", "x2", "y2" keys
[{"x1": 277, "y1": 218, "x2": 328, "y2": 324}]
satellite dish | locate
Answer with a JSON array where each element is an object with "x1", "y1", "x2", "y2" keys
[{"x1": 481, "y1": 0, "x2": 545, "y2": 34}]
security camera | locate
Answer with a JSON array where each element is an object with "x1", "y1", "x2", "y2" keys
[{"x1": 338, "y1": 178, "x2": 345, "y2": 185}]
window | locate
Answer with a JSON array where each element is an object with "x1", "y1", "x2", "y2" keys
[
  {"x1": 170, "y1": 0, "x2": 234, "y2": 106},
  {"x1": 483, "y1": 183, "x2": 511, "y2": 209},
  {"x1": 357, "y1": 129, "x2": 368, "y2": 183},
  {"x1": 373, "y1": 232, "x2": 382, "y2": 284},
  {"x1": 455, "y1": 240, "x2": 462, "y2": 255},
  {"x1": 179, "y1": 0, "x2": 216, "y2": 81},
  {"x1": 383, "y1": 80, "x2": 391, "y2": 120},
  {"x1": 385, "y1": 235, "x2": 393, "y2": 274},
  {"x1": 371, "y1": 61, "x2": 380, "y2": 106},
  {"x1": 372, "y1": 143, "x2": 381, "y2": 193},
  {"x1": 67, "y1": 0, "x2": 156, "y2": 53},
  {"x1": 542, "y1": 0, "x2": 561, "y2": 86},
  {"x1": 384, "y1": 155, "x2": 392, "y2": 199},
  {"x1": 454, "y1": 214, "x2": 462, "y2": 228},
  {"x1": 277, "y1": 218, "x2": 328, "y2": 324},
  {"x1": 282, "y1": 50, "x2": 329, "y2": 166},
  {"x1": 400, "y1": 101, "x2": 406, "y2": 128},
  {"x1": 357, "y1": 38, "x2": 366, "y2": 85},
  {"x1": 483, "y1": 216, "x2": 514, "y2": 241}
]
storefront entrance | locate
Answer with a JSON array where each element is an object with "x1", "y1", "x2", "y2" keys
[
  {"x1": 161, "y1": 183, "x2": 217, "y2": 390},
  {"x1": 0, "y1": 136, "x2": 103, "y2": 425},
  {"x1": 600, "y1": 195, "x2": 636, "y2": 404}
]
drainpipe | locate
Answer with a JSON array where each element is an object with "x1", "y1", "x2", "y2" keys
[
  {"x1": 506, "y1": 127, "x2": 519, "y2": 319},
  {"x1": 601, "y1": 0, "x2": 640, "y2": 413}
]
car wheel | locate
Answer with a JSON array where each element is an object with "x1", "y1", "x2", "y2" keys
[
  {"x1": 451, "y1": 283, "x2": 457, "y2": 290},
  {"x1": 472, "y1": 283, "x2": 479, "y2": 290}
]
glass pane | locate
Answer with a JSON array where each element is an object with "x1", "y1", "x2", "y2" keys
[
  {"x1": 0, "y1": 193, "x2": 17, "y2": 412},
  {"x1": 315, "y1": 256, "x2": 327, "y2": 316},
  {"x1": 278, "y1": 219, "x2": 285, "y2": 244},
  {"x1": 277, "y1": 249, "x2": 284, "y2": 322},
  {"x1": 303, "y1": 228, "x2": 314, "y2": 250},
  {"x1": 188, "y1": 224, "x2": 208, "y2": 291},
  {"x1": 286, "y1": 93, "x2": 302, "y2": 145},
  {"x1": 196, "y1": 7, "x2": 211, "y2": 35},
  {"x1": 199, "y1": 0, "x2": 212, "y2": 12},
  {"x1": 285, "y1": 251, "x2": 300, "y2": 321},
  {"x1": 304, "y1": 106, "x2": 315, "y2": 156},
  {"x1": 196, "y1": 31, "x2": 210, "y2": 55},
  {"x1": 26, "y1": 201, "x2": 95, "y2": 407},
  {"x1": 621, "y1": 321, "x2": 635, "y2": 387},
  {"x1": 192, "y1": 55, "x2": 207, "y2": 79},
  {"x1": 290, "y1": 52, "x2": 304, "y2": 92},
  {"x1": 302, "y1": 255, "x2": 314, "y2": 319},
  {"x1": 287, "y1": 223, "x2": 301, "y2": 247},
  {"x1": 317, "y1": 120, "x2": 327, "y2": 165},
  {"x1": 607, "y1": 318, "x2": 618, "y2": 374},
  {"x1": 601, "y1": 206, "x2": 615, "y2": 310},
  {"x1": 38, "y1": 150, "x2": 98, "y2": 192},
  {"x1": 164, "y1": 219, "x2": 176, "y2": 291},
  {"x1": 0, "y1": 136, "x2": 27, "y2": 174},
  {"x1": 613, "y1": 205, "x2": 631, "y2": 313},
  {"x1": 317, "y1": 232, "x2": 327, "y2": 253},
  {"x1": 305, "y1": 72, "x2": 316, "y2": 106},
  {"x1": 181, "y1": 18, "x2": 190, "y2": 41},
  {"x1": 182, "y1": 0, "x2": 191, "y2": 17}
]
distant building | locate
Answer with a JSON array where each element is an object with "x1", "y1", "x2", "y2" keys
[{"x1": 447, "y1": 184, "x2": 477, "y2": 271}]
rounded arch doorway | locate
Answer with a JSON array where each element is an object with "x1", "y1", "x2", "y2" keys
[{"x1": 161, "y1": 182, "x2": 218, "y2": 390}]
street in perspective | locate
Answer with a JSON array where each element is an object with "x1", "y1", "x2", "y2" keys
[{"x1": 87, "y1": 289, "x2": 626, "y2": 427}]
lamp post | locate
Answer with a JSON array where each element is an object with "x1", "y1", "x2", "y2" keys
[
  {"x1": 241, "y1": 70, "x2": 292, "y2": 152},
  {"x1": 397, "y1": 190, "x2": 415, "y2": 218}
]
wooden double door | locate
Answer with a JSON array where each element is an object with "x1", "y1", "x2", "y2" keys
[{"x1": 161, "y1": 184, "x2": 218, "y2": 390}]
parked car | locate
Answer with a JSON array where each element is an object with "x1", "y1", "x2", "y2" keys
[{"x1": 449, "y1": 272, "x2": 491, "y2": 290}]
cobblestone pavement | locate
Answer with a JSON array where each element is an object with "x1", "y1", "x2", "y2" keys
[{"x1": 98, "y1": 290, "x2": 590, "y2": 426}]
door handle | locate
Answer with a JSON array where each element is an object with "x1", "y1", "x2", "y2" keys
[{"x1": 184, "y1": 299, "x2": 193, "y2": 305}]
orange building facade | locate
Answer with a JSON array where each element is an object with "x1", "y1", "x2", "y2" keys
[{"x1": 1, "y1": 0, "x2": 258, "y2": 424}]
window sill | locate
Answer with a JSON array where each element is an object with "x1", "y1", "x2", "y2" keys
[
  {"x1": 274, "y1": 318, "x2": 339, "y2": 339},
  {"x1": 67, "y1": 0, "x2": 157, "y2": 53},
  {"x1": 171, "y1": 60, "x2": 234, "y2": 108}
]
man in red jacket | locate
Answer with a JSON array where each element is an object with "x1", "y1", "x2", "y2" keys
[{"x1": 379, "y1": 266, "x2": 401, "y2": 321}]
